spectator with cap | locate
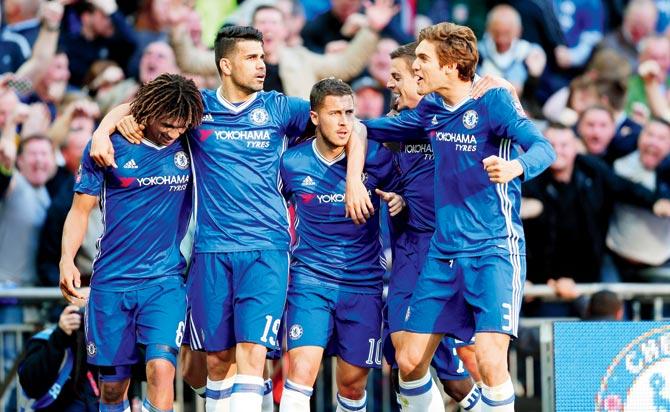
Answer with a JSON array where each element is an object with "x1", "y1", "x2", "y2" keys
[
  {"x1": 59, "y1": 0, "x2": 137, "y2": 87},
  {"x1": 352, "y1": 76, "x2": 385, "y2": 119}
]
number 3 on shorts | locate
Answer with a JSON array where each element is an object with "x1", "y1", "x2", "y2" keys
[{"x1": 260, "y1": 315, "x2": 281, "y2": 346}]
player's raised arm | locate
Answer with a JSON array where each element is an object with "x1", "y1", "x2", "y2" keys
[
  {"x1": 486, "y1": 88, "x2": 556, "y2": 182},
  {"x1": 363, "y1": 104, "x2": 427, "y2": 142},
  {"x1": 90, "y1": 103, "x2": 132, "y2": 168}
]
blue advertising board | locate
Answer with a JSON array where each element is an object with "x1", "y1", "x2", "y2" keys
[{"x1": 554, "y1": 321, "x2": 670, "y2": 411}]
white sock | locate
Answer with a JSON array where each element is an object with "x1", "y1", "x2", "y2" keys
[
  {"x1": 262, "y1": 379, "x2": 274, "y2": 412},
  {"x1": 206, "y1": 377, "x2": 234, "y2": 412},
  {"x1": 398, "y1": 372, "x2": 444, "y2": 411},
  {"x1": 481, "y1": 379, "x2": 514, "y2": 411},
  {"x1": 279, "y1": 379, "x2": 312, "y2": 412},
  {"x1": 336, "y1": 392, "x2": 367, "y2": 412},
  {"x1": 459, "y1": 384, "x2": 482, "y2": 411},
  {"x1": 230, "y1": 374, "x2": 264, "y2": 412}
]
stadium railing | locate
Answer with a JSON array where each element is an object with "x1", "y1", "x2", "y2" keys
[{"x1": 0, "y1": 284, "x2": 668, "y2": 411}]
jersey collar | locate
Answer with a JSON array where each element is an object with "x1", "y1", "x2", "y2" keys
[
  {"x1": 140, "y1": 138, "x2": 168, "y2": 150},
  {"x1": 216, "y1": 87, "x2": 258, "y2": 113},
  {"x1": 312, "y1": 139, "x2": 345, "y2": 166}
]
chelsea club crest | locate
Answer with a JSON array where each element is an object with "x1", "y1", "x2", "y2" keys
[
  {"x1": 462, "y1": 110, "x2": 478, "y2": 129},
  {"x1": 250, "y1": 108, "x2": 269, "y2": 125},
  {"x1": 596, "y1": 324, "x2": 670, "y2": 411},
  {"x1": 174, "y1": 151, "x2": 189, "y2": 169}
]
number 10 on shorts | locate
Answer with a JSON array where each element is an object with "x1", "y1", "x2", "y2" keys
[{"x1": 261, "y1": 315, "x2": 281, "y2": 346}]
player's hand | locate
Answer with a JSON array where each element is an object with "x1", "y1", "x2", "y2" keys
[
  {"x1": 58, "y1": 305, "x2": 82, "y2": 335},
  {"x1": 91, "y1": 131, "x2": 117, "y2": 168},
  {"x1": 346, "y1": 177, "x2": 374, "y2": 224},
  {"x1": 376, "y1": 189, "x2": 405, "y2": 216},
  {"x1": 653, "y1": 198, "x2": 670, "y2": 217},
  {"x1": 639, "y1": 60, "x2": 662, "y2": 84},
  {"x1": 471, "y1": 74, "x2": 515, "y2": 99},
  {"x1": 116, "y1": 115, "x2": 144, "y2": 144},
  {"x1": 59, "y1": 259, "x2": 85, "y2": 305},
  {"x1": 364, "y1": 0, "x2": 399, "y2": 33},
  {"x1": 482, "y1": 156, "x2": 524, "y2": 183}
]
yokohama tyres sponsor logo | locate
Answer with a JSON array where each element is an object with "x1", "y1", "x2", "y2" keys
[{"x1": 136, "y1": 174, "x2": 190, "y2": 187}]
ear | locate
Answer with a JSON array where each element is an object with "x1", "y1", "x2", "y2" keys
[
  {"x1": 219, "y1": 58, "x2": 232, "y2": 76},
  {"x1": 442, "y1": 61, "x2": 457, "y2": 75},
  {"x1": 310, "y1": 110, "x2": 319, "y2": 127}
]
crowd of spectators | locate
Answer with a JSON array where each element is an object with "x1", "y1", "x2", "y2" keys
[{"x1": 2, "y1": 0, "x2": 670, "y2": 407}]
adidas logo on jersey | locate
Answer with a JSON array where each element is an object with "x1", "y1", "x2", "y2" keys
[
  {"x1": 431, "y1": 115, "x2": 438, "y2": 125},
  {"x1": 202, "y1": 113, "x2": 214, "y2": 122},
  {"x1": 123, "y1": 159, "x2": 138, "y2": 169},
  {"x1": 302, "y1": 176, "x2": 315, "y2": 186}
]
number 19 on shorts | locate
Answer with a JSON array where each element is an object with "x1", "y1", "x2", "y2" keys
[{"x1": 260, "y1": 315, "x2": 281, "y2": 347}]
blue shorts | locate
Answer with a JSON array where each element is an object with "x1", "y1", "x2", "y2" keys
[
  {"x1": 286, "y1": 279, "x2": 383, "y2": 369},
  {"x1": 404, "y1": 254, "x2": 526, "y2": 341},
  {"x1": 188, "y1": 251, "x2": 289, "y2": 352},
  {"x1": 85, "y1": 278, "x2": 186, "y2": 366},
  {"x1": 382, "y1": 231, "x2": 469, "y2": 380}
]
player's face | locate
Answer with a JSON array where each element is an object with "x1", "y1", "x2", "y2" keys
[
  {"x1": 146, "y1": 117, "x2": 188, "y2": 146},
  {"x1": 412, "y1": 40, "x2": 448, "y2": 95},
  {"x1": 577, "y1": 109, "x2": 615, "y2": 156},
  {"x1": 639, "y1": 121, "x2": 670, "y2": 170},
  {"x1": 227, "y1": 40, "x2": 266, "y2": 94},
  {"x1": 312, "y1": 95, "x2": 355, "y2": 148},
  {"x1": 388, "y1": 57, "x2": 422, "y2": 110}
]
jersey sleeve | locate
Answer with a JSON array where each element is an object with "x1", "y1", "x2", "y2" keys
[
  {"x1": 363, "y1": 105, "x2": 428, "y2": 143},
  {"x1": 280, "y1": 95, "x2": 311, "y2": 144},
  {"x1": 74, "y1": 142, "x2": 104, "y2": 196},
  {"x1": 376, "y1": 145, "x2": 403, "y2": 193},
  {"x1": 485, "y1": 88, "x2": 556, "y2": 181},
  {"x1": 279, "y1": 156, "x2": 292, "y2": 200}
]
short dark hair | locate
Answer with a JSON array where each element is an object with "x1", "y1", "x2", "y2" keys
[
  {"x1": 390, "y1": 42, "x2": 417, "y2": 66},
  {"x1": 214, "y1": 26, "x2": 264, "y2": 75},
  {"x1": 252, "y1": 5, "x2": 284, "y2": 24},
  {"x1": 309, "y1": 78, "x2": 353, "y2": 111},
  {"x1": 18, "y1": 134, "x2": 53, "y2": 156},
  {"x1": 586, "y1": 290, "x2": 622, "y2": 320},
  {"x1": 130, "y1": 73, "x2": 204, "y2": 130}
]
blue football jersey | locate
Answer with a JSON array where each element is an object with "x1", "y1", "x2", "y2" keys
[
  {"x1": 75, "y1": 133, "x2": 192, "y2": 291},
  {"x1": 393, "y1": 139, "x2": 435, "y2": 233},
  {"x1": 190, "y1": 89, "x2": 310, "y2": 253},
  {"x1": 280, "y1": 139, "x2": 399, "y2": 293},
  {"x1": 365, "y1": 88, "x2": 556, "y2": 258}
]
